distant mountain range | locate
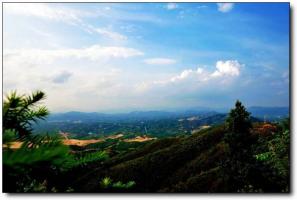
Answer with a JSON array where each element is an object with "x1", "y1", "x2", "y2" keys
[
  {"x1": 47, "y1": 110, "x2": 216, "y2": 123},
  {"x1": 248, "y1": 106, "x2": 289, "y2": 120},
  {"x1": 47, "y1": 106, "x2": 289, "y2": 123}
]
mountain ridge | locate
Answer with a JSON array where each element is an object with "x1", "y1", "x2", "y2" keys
[{"x1": 47, "y1": 106, "x2": 289, "y2": 122}]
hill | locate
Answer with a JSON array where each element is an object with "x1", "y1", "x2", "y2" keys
[
  {"x1": 64, "y1": 121, "x2": 288, "y2": 193},
  {"x1": 3, "y1": 90, "x2": 289, "y2": 193}
]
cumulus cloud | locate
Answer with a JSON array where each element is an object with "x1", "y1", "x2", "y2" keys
[
  {"x1": 217, "y1": 3, "x2": 234, "y2": 13},
  {"x1": 144, "y1": 58, "x2": 177, "y2": 65},
  {"x1": 168, "y1": 60, "x2": 241, "y2": 83},
  {"x1": 166, "y1": 3, "x2": 178, "y2": 10},
  {"x1": 169, "y1": 68, "x2": 205, "y2": 82},
  {"x1": 211, "y1": 60, "x2": 242, "y2": 77},
  {"x1": 136, "y1": 60, "x2": 242, "y2": 92}
]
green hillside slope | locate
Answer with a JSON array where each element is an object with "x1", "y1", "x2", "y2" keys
[{"x1": 70, "y1": 118, "x2": 289, "y2": 193}]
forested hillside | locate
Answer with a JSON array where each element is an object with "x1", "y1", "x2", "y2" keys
[{"x1": 2, "y1": 91, "x2": 290, "y2": 193}]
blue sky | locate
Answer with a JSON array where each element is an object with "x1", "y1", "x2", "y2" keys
[{"x1": 3, "y1": 3, "x2": 289, "y2": 112}]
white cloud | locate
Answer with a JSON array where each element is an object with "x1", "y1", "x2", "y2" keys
[
  {"x1": 170, "y1": 68, "x2": 205, "y2": 82},
  {"x1": 5, "y1": 3, "x2": 127, "y2": 42},
  {"x1": 94, "y1": 28, "x2": 127, "y2": 41},
  {"x1": 3, "y1": 42, "x2": 145, "y2": 112},
  {"x1": 217, "y1": 3, "x2": 234, "y2": 13},
  {"x1": 4, "y1": 45, "x2": 144, "y2": 66},
  {"x1": 144, "y1": 58, "x2": 176, "y2": 65},
  {"x1": 136, "y1": 60, "x2": 242, "y2": 93},
  {"x1": 168, "y1": 60, "x2": 241, "y2": 83},
  {"x1": 197, "y1": 5, "x2": 208, "y2": 9},
  {"x1": 3, "y1": 51, "x2": 131, "y2": 112},
  {"x1": 166, "y1": 3, "x2": 178, "y2": 10},
  {"x1": 211, "y1": 60, "x2": 242, "y2": 77},
  {"x1": 79, "y1": 23, "x2": 128, "y2": 41},
  {"x1": 4, "y1": 3, "x2": 83, "y2": 24}
]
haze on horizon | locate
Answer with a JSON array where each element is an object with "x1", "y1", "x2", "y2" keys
[{"x1": 3, "y1": 3, "x2": 289, "y2": 113}]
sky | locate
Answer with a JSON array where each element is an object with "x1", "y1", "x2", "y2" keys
[{"x1": 3, "y1": 2, "x2": 290, "y2": 113}]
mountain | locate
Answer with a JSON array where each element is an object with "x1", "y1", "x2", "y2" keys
[
  {"x1": 47, "y1": 106, "x2": 289, "y2": 123},
  {"x1": 48, "y1": 106, "x2": 290, "y2": 122},
  {"x1": 48, "y1": 111, "x2": 109, "y2": 122},
  {"x1": 248, "y1": 106, "x2": 289, "y2": 120},
  {"x1": 47, "y1": 110, "x2": 219, "y2": 123}
]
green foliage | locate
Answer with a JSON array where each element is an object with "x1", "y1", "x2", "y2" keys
[
  {"x1": 254, "y1": 118, "x2": 290, "y2": 191},
  {"x1": 76, "y1": 151, "x2": 108, "y2": 165},
  {"x1": 64, "y1": 151, "x2": 108, "y2": 169},
  {"x1": 3, "y1": 135, "x2": 70, "y2": 169},
  {"x1": 224, "y1": 101, "x2": 253, "y2": 156},
  {"x1": 278, "y1": 117, "x2": 290, "y2": 131},
  {"x1": 106, "y1": 137, "x2": 181, "y2": 167},
  {"x1": 2, "y1": 90, "x2": 112, "y2": 192},
  {"x1": 65, "y1": 187, "x2": 75, "y2": 192},
  {"x1": 100, "y1": 177, "x2": 136, "y2": 190},
  {"x1": 3, "y1": 90, "x2": 49, "y2": 137},
  {"x1": 255, "y1": 152, "x2": 271, "y2": 161},
  {"x1": 2, "y1": 91, "x2": 290, "y2": 193},
  {"x1": 22, "y1": 179, "x2": 48, "y2": 192},
  {"x1": 221, "y1": 101, "x2": 255, "y2": 191},
  {"x1": 3, "y1": 133, "x2": 109, "y2": 192},
  {"x1": 3, "y1": 135, "x2": 72, "y2": 192},
  {"x1": 112, "y1": 181, "x2": 136, "y2": 189},
  {"x1": 3, "y1": 129, "x2": 18, "y2": 144},
  {"x1": 74, "y1": 125, "x2": 226, "y2": 192},
  {"x1": 100, "y1": 177, "x2": 113, "y2": 189},
  {"x1": 226, "y1": 100, "x2": 252, "y2": 134}
]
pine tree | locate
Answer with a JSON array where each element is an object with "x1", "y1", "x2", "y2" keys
[
  {"x1": 223, "y1": 100, "x2": 254, "y2": 191},
  {"x1": 3, "y1": 90, "x2": 49, "y2": 138},
  {"x1": 225, "y1": 100, "x2": 252, "y2": 154}
]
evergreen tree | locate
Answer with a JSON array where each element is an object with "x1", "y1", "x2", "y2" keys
[
  {"x1": 3, "y1": 90, "x2": 49, "y2": 138},
  {"x1": 225, "y1": 100, "x2": 252, "y2": 154},
  {"x1": 223, "y1": 100, "x2": 254, "y2": 191}
]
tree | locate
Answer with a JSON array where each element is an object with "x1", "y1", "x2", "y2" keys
[
  {"x1": 223, "y1": 100, "x2": 254, "y2": 191},
  {"x1": 226, "y1": 100, "x2": 251, "y2": 134},
  {"x1": 224, "y1": 100, "x2": 252, "y2": 155},
  {"x1": 254, "y1": 118, "x2": 290, "y2": 192},
  {"x1": 3, "y1": 90, "x2": 49, "y2": 138}
]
